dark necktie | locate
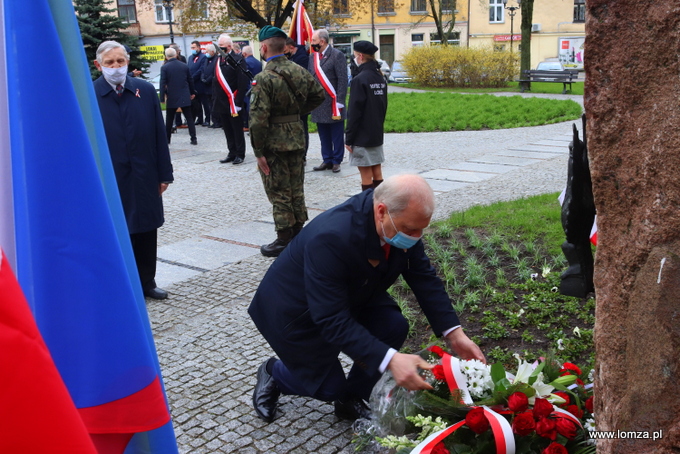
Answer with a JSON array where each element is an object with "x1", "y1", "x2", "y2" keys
[
  {"x1": 116, "y1": 84, "x2": 123, "y2": 97},
  {"x1": 382, "y1": 243, "x2": 391, "y2": 260}
]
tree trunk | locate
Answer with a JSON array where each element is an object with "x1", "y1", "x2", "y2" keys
[{"x1": 519, "y1": 0, "x2": 533, "y2": 84}]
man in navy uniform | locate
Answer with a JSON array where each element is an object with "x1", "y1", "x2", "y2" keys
[
  {"x1": 249, "y1": 174, "x2": 484, "y2": 422},
  {"x1": 93, "y1": 41, "x2": 173, "y2": 300}
]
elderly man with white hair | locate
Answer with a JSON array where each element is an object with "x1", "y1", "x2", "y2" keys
[
  {"x1": 92, "y1": 41, "x2": 174, "y2": 300},
  {"x1": 214, "y1": 33, "x2": 250, "y2": 165},
  {"x1": 249, "y1": 174, "x2": 485, "y2": 423}
]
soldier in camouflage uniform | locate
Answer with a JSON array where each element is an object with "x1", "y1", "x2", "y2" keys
[{"x1": 250, "y1": 26, "x2": 325, "y2": 257}]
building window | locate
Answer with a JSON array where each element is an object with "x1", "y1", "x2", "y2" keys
[
  {"x1": 155, "y1": 0, "x2": 173, "y2": 22},
  {"x1": 411, "y1": 33, "x2": 424, "y2": 46},
  {"x1": 441, "y1": 0, "x2": 454, "y2": 13},
  {"x1": 574, "y1": 0, "x2": 585, "y2": 22},
  {"x1": 378, "y1": 0, "x2": 395, "y2": 13},
  {"x1": 411, "y1": 0, "x2": 426, "y2": 13},
  {"x1": 118, "y1": 0, "x2": 136, "y2": 23},
  {"x1": 489, "y1": 0, "x2": 504, "y2": 23},
  {"x1": 333, "y1": 0, "x2": 349, "y2": 15},
  {"x1": 430, "y1": 31, "x2": 460, "y2": 45}
]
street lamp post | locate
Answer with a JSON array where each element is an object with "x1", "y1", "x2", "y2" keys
[
  {"x1": 503, "y1": 0, "x2": 520, "y2": 52},
  {"x1": 163, "y1": 0, "x2": 175, "y2": 44}
]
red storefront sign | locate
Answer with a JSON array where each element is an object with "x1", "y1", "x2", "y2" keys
[{"x1": 493, "y1": 34, "x2": 523, "y2": 42}]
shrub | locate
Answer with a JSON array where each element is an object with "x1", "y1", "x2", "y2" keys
[{"x1": 402, "y1": 45, "x2": 519, "y2": 88}]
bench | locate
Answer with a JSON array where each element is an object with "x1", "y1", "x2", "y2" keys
[{"x1": 519, "y1": 69, "x2": 580, "y2": 94}]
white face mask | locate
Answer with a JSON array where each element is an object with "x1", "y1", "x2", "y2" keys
[{"x1": 101, "y1": 65, "x2": 128, "y2": 85}]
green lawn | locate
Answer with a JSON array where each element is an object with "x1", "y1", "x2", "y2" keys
[{"x1": 397, "y1": 81, "x2": 585, "y2": 96}]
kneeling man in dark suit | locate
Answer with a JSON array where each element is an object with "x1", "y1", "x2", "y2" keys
[{"x1": 248, "y1": 174, "x2": 485, "y2": 422}]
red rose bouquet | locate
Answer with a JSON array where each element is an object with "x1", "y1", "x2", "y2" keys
[{"x1": 367, "y1": 347, "x2": 595, "y2": 454}]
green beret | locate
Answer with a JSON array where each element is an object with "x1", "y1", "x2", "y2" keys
[{"x1": 259, "y1": 25, "x2": 287, "y2": 42}]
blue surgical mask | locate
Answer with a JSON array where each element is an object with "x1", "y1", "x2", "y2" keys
[
  {"x1": 381, "y1": 209, "x2": 421, "y2": 249},
  {"x1": 191, "y1": 49, "x2": 198, "y2": 55}
]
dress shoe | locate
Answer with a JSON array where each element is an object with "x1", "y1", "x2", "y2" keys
[
  {"x1": 334, "y1": 397, "x2": 372, "y2": 421},
  {"x1": 171, "y1": 127, "x2": 177, "y2": 133},
  {"x1": 144, "y1": 287, "x2": 168, "y2": 300},
  {"x1": 190, "y1": 138, "x2": 197, "y2": 145},
  {"x1": 232, "y1": 157, "x2": 244, "y2": 165},
  {"x1": 332, "y1": 164, "x2": 341, "y2": 173},
  {"x1": 210, "y1": 124, "x2": 222, "y2": 129},
  {"x1": 220, "y1": 156, "x2": 235, "y2": 163},
  {"x1": 253, "y1": 359, "x2": 280, "y2": 423},
  {"x1": 313, "y1": 162, "x2": 332, "y2": 171},
  {"x1": 201, "y1": 122, "x2": 210, "y2": 127}
]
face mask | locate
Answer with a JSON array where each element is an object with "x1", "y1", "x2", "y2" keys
[
  {"x1": 220, "y1": 47, "x2": 229, "y2": 53},
  {"x1": 284, "y1": 52, "x2": 292, "y2": 59},
  {"x1": 311, "y1": 43, "x2": 321, "y2": 52},
  {"x1": 101, "y1": 65, "x2": 128, "y2": 85},
  {"x1": 191, "y1": 49, "x2": 198, "y2": 55},
  {"x1": 381, "y1": 210, "x2": 421, "y2": 250}
]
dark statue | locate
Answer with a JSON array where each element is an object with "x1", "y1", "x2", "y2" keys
[{"x1": 560, "y1": 115, "x2": 596, "y2": 298}]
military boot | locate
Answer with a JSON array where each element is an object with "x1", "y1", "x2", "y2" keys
[
  {"x1": 292, "y1": 222, "x2": 305, "y2": 238},
  {"x1": 261, "y1": 228, "x2": 294, "y2": 258}
]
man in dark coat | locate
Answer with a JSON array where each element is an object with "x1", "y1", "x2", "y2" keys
[
  {"x1": 188, "y1": 40, "x2": 208, "y2": 126},
  {"x1": 93, "y1": 41, "x2": 174, "y2": 300},
  {"x1": 249, "y1": 174, "x2": 485, "y2": 422},
  {"x1": 309, "y1": 29, "x2": 348, "y2": 173},
  {"x1": 169, "y1": 44, "x2": 187, "y2": 129},
  {"x1": 285, "y1": 38, "x2": 311, "y2": 159},
  {"x1": 160, "y1": 47, "x2": 197, "y2": 145},
  {"x1": 241, "y1": 45, "x2": 262, "y2": 131},
  {"x1": 214, "y1": 33, "x2": 250, "y2": 165},
  {"x1": 201, "y1": 44, "x2": 221, "y2": 129}
]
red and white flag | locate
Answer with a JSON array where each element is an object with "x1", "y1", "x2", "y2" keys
[
  {"x1": 313, "y1": 52, "x2": 342, "y2": 119},
  {"x1": 288, "y1": 0, "x2": 313, "y2": 47}
]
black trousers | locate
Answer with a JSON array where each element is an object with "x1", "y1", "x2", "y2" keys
[
  {"x1": 198, "y1": 93, "x2": 212, "y2": 125},
  {"x1": 219, "y1": 111, "x2": 246, "y2": 159},
  {"x1": 130, "y1": 229, "x2": 158, "y2": 292},
  {"x1": 191, "y1": 97, "x2": 203, "y2": 124},
  {"x1": 165, "y1": 105, "x2": 196, "y2": 142},
  {"x1": 271, "y1": 293, "x2": 409, "y2": 402}
]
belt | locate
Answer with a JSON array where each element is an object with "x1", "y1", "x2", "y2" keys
[{"x1": 270, "y1": 114, "x2": 300, "y2": 124}]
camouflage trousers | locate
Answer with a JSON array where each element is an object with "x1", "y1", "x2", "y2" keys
[{"x1": 258, "y1": 149, "x2": 308, "y2": 231}]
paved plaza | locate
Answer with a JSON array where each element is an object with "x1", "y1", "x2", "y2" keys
[{"x1": 149, "y1": 90, "x2": 584, "y2": 453}]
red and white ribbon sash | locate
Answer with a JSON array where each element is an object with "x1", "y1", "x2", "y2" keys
[
  {"x1": 551, "y1": 405, "x2": 583, "y2": 428},
  {"x1": 216, "y1": 57, "x2": 239, "y2": 117},
  {"x1": 442, "y1": 354, "x2": 474, "y2": 405},
  {"x1": 410, "y1": 406, "x2": 515, "y2": 454},
  {"x1": 313, "y1": 52, "x2": 341, "y2": 119}
]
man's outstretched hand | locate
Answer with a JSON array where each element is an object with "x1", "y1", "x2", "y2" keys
[
  {"x1": 445, "y1": 328, "x2": 486, "y2": 363},
  {"x1": 387, "y1": 352, "x2": 434, "y2": 391}
]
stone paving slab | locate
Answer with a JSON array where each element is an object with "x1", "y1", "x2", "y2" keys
[
  {"x1": 157, "y1": 237, "x2": 259, "y2": 270},
  {"x1": 206, "y1": 221, "x2": 277, "y2": 248},
  {"x1": 508, "y1": 145, "x2": 567, "y2": 154},
  {"x1": 532, "y1": 139, "x2": 572, "y2": 147},
  {"x1": 424, "y1": 178, "x2": 471, "y2": 192},
  {"x1": 468, "y1": 155, "x2": 545, "y2": 166},
  {"x1": 420, "y1": 168, "x2": 498, "y2": 183},
  {"x1": 449, "y1": 162, "x2": 516, "y2": 174},
  {"x1": 497, "y1": 150, "x2": 560, "y2": 160}
]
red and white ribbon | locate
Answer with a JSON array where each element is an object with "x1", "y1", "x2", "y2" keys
[
  {"x1": 410, "y1": 406, "x2": 515, "y2": 454},
  {"x1": 313, "y1": 52, "x2": 341, "y2": 119},
  {"x1": 551, "y1": 405, "x2": 583, "y2": 428},
  {"x1": 442, "y1": 354, "x2": 473, "y2": 405},
  {"x1": 216, "y1": 57, "x2": 239, "y2": 117}
]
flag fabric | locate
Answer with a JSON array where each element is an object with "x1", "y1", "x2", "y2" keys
[
  {"x1": 288, "y1": 0, "x2": 313, "y2": 47},
  {"x1": 1, "y1": 0, "x2": 178, "y2": 452},
  {"x1": 0, "y1": 250, "x2": 97, "y2": 454}
]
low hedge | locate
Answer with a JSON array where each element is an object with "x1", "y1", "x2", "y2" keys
[{"x1": 402, "y1": 45, "x2": 519, "y2": 88}]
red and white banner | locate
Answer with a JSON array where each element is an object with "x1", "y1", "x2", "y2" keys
[
  {"x1": 313, "y1": 52, "x2": 341, "y2": 119},
  {"x1": 288, "y1": 0, "x2": 313, "y2": 48},
  {"x1": 442, "y1": 354, "x2": 474, "y2": 405},
  {"x1": 216, "y1": 57, "x2": 239, "y2": 116}
]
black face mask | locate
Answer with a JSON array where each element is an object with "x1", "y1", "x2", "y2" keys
[
  {"x1": 220, "y1": 47, "x2": 229, "y2": 53},
  {"x1": 284, "y1": 52, "x2": 292, "y2": 59},
  {"x1": 311, "y1": 43, "x2": 321, "y2": 52}
]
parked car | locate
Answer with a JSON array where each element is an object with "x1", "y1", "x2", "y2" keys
[
  {"x1": 348, "y1": 56, "x2": 391, "y2": 84},
  {"x1": 389, "y1": 61, "x2": 411, "y2": 83},
  {"x1": 535, "y1": 61, "x2": 565, "y2": 71},
  {"x1": 148, "y1": 73, "x2": 161, "y2": 94}
]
